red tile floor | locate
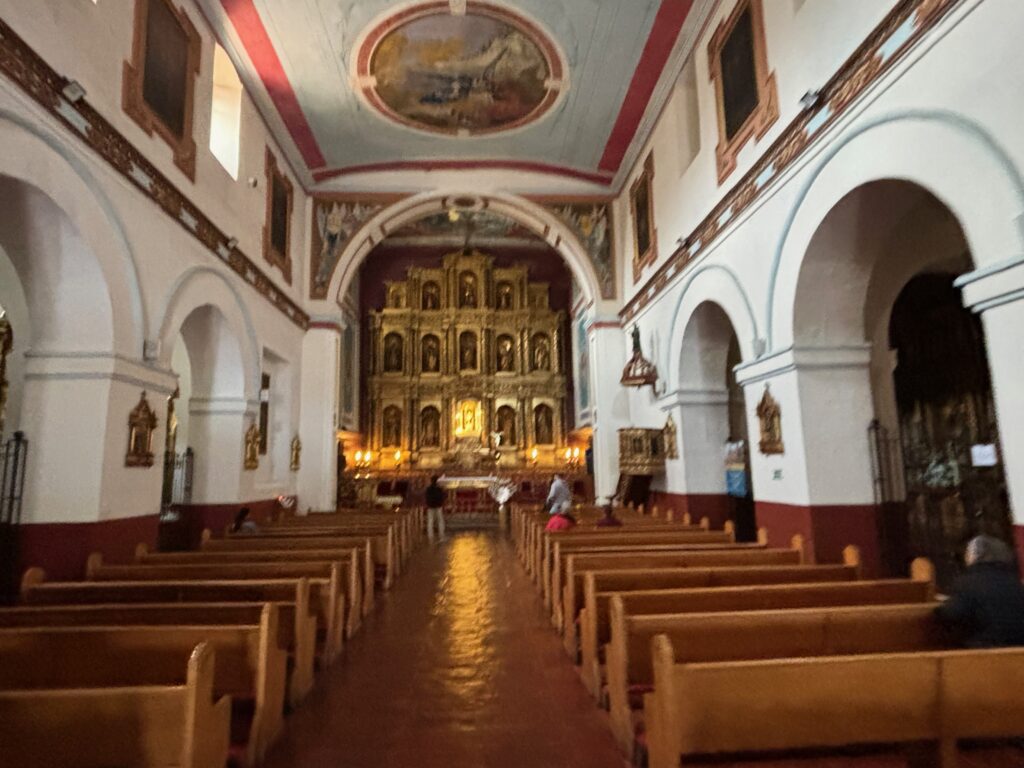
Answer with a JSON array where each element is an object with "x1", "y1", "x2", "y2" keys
[
  {"x1": 262, "y1": 531, "x2": 627, "y2": 767},
  {"x1": 263, "y1": 532, "x2": 1023, "y2": 768}
]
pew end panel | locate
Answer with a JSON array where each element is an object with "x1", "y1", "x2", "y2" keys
[{"x1": 182, "y1": 641, "x2": 234, "y2": 768}]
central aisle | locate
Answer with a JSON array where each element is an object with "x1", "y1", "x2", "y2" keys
[{"x1": 264, "y1": 531, "x2": 627, "y2": 767}]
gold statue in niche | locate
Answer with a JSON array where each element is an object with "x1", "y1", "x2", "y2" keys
[
  {"x1": 244, "y1": 423, "x2": 260, "y2": 470},
  {"x1": 534, "y1": 403, "x2": 554, "y2": 445},
  {"x1": 756, "y1": 385, "x2": 784, "y2": 455},
  {"x1": 383, "y1": 333, "x2": 403, "y2": 372},
  {"x1": 290, "y1": 436, "x2": 302, "y2": 471},
  {"x1": 421, "y1": 334, "x2": 440, "y2": 373},
  {"x1": 496, "y1": 335, "x2": 515, "y2": 372},
  {"x1": 532, "y1": 333, "x2": 551, "y2": 371},
  {"x1": 422, "y1": 281, "x2": 440, "y2": 310},
  {"x1": 459, "y1": 330, "x2": 477, "y2": 370},
  {"x1": 459, "y1": 271, "x2": 478, "y2": 308},
  {"x1": 496, "y1": 281, "x2": 513, "y2": 309},
  {"x1": 125, "y1": 391, "x2": 158, "y2": 468},
  {"x1": 496, "y1": 405, "x2": 517, "y2": 445},
  {"x1": 420, "y1": 407, "x2": 441, "y2": 448},
  {"x1": 383, "y1": 405, "x2": 402, "y2": 447}
]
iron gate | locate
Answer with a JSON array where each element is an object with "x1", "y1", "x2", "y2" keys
[{"x1": 0, "y1": 431, "x2": 28, "y2": 603}]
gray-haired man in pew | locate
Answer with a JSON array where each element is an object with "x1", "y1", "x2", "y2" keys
[{"x1": 936, "y1": 534, "x2": 1024, "y2": 648}]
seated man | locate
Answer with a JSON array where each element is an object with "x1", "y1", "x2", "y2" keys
[
  {"x1": 545, "y1": 512, "x2": 577, "y2": 532},
  {"x1": 595, "y1": 504, "x2": 622, "y2": 528},
  {"x1": 935, "y1": 534, "x2": 1024, "y2": 648}
]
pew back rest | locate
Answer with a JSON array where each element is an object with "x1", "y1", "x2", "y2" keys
[
  {"x1": 0, "y1": 625, "x2": 262, "y2": 695},
  {"x1": 0, "y1": 642, "x2": 230, "y2": 768},
  {"x1": 575, "y1": 549, "x2": 801, "y2": 574},
  {"x1": 88, "y1": 561, "x2": 337, "y2": 581},
  {"x1": 623, "y1": 603, "x2": 943, "y2": 682},
  {"x1": 588, "y1": 564, "x2": 856, "y2": 596}
]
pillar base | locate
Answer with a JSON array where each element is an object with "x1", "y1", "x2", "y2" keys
[
  {"x1": 755, "y1": 501, "x2": 881, "y2": 577},
  {"x1": 18, "y1": 514, "x2": 160, "y2": 581}
]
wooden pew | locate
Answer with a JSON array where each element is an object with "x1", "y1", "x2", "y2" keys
[
  {"x1": 21, "y1": 570, "x2": 319, "y2": 699},
  {"x1": 254, "y1": 521, "x2": 408, "y2": 577},
  {"x1": 0, "y1": 603, "x2": 285, "y2": 766},
  {"x1": 579, "y1": 558, "x2": 935, "y2": 699},
  {"x1": 206, "y1": 527, "x2": 396, "y2": 592},
  {"x1": 134, "y1": 542, "x2": 364, "y2": 637},
  {"x1": 562, "y1": 559, "x2": 859, "y2": 658},
  {"x1": 84, "y1": 554, "x2": 346, "y2": 658},
  {"x1": 607, "y1": 601, "x2": 945, "y2": 755},
  {"x1": 0, "y1": 599, "x2": 316, "y2": 708},
  {"x1": 0, "y1": 641, "x2": 230, "y2": 768},
  {"x1": 644, "y1": 638, "x2": 1024, "y2": 768},
  {"x1": 265, "y1": 508, "x2": 423, "y2": 564},
  {"x1": 541, "y1": 527, "x2": 739, "y2": 611},
  {"x1": 548, "y1": 526, "x2": 770, "y2": 628}
]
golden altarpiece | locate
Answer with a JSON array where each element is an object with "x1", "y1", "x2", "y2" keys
[{"x1": 367, "y1": 251, "x2": 568, "y2": 471}]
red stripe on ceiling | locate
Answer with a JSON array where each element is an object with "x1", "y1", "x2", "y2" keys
[
  {"x1": 599, "y1": 0, "x2": 695, "y2": 174},
  {"x1": 221, "y1": 0, "x2": 326, "y2": 169},
  {"x1": 313, "y1": 160, "x2": 614, "y2": 187}
]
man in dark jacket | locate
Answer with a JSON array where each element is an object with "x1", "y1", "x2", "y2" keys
[
  {"x1": 425, "y1": 475, "x2": 447, "y2": 543},
  {"x1": 935, "y1": 535, "x2": 1024, "y2": 648}
]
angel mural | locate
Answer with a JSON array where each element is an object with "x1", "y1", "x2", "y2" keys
[
  {"x1": 312, "y1": 200, "x2": 384, "y2": 300},
  {"x1": 550, "y1": 203, "x2": 615, "y2": 299}
]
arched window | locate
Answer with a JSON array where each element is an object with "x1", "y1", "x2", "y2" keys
[{"x1": 383, "y1": 332, "x2": 404, "y2": 373}]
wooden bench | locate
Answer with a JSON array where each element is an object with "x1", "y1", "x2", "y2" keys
[
  {"x1": 0, "y1": 603, "x2": 285, "y2": 766},
  {"x1": 0, "y1": 599, "x2": 316, "y2": 708},
  {"x1": 549, "y1": 527, "x2": 772, "y2": 628},
  {"x1": 205, "y1": 528, "x2": 396, "y2": 592},
  {"x1": 21, "y1": 570, "x2": 321, "y2": 699},
  {"x1": 252, "y1": 522, "x2": 407, "y2": 577},
  {"x1": 607, "y1": 601, "x2": 946, "y2": 756},
  {"x1": 0, "y1": 641, "x2": 230, "y2": 768},
  {"x1": 135, "y1": 542, "x2": 366, "y2": 635},
  {"x1": 562, "y1": 558, "x2": 858, "y2": 658},
  {"x1": 84, "y1": 554, "x2": 347, "y2": 657},
  {"x1": 579, "y1": 559, "x2": 935, "y2": 699},
  {"x1": 644, "y1": 637, "x2": 1024, "y2": 768},
  {"x1": 541, "y1": 528, "x2": 740, "y2": 611},
  {"x1": 266, "y1": 509, "x2": 423, "y2": 564}
]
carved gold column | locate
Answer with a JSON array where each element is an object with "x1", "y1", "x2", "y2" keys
[{"x1": 0, "y1": 315, "x2": 11, "y2": 437}]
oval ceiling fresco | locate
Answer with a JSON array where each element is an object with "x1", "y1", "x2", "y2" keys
[{"x1": 358, "y1": 3, "x2": 564, "y2": 136}]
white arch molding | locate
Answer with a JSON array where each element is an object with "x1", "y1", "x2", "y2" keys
[
  {"x1": 0, "y1": 112, "x2": 147, "y2": 355},
  {"x1": 662, "y1": 265, "x2": 759, "y2": 396},
  {"x1": 156, "y1": 266, "x2": 261, "y2": 402},
  {"x1": 325, "y1": 192, "x2": 606, "y2": 309},
  {"x1": 768, "y1": 110, "x2": 1024, "y2": 352}
]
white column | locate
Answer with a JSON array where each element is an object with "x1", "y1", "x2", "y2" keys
[
  {"x1": 957, "y1": 261, "x2": 1024, "y2": 534},
  {"x1": 734, "y1": 345, "x2": 879, "y2": 568},
  {"x1": 19, "y1": 353, "x2": 176, "y2": 524},
  {"x1": 297, "y1": 324, "x2": 341, "y2": 512},
  {"x1": 589, "y1": 320, "x2": 629, "y2": 502},
  {"x1": 188, "y1": 396, "x2": 252, "y2": 504},
  {"x1": 660, "y1": 388, "x2": 730, "y2": 497}
]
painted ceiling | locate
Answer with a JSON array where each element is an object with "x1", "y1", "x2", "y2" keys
[{"x1": 202, "y1": 0, "x2": 711, "y2": 192}]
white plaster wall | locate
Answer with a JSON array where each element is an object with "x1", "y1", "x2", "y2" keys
[
  {"x1": 621, "y1": 0, "x2": 1024, "y2": 517},
  {"x1": 0, "y1": 0, "x2": 308, "y2": 304}
]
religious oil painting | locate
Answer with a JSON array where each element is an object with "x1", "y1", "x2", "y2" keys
[{"x1": 368, "y1": 9, "x2": 556, "y2": 135}]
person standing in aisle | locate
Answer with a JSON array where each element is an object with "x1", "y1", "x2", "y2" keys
[{"x1": 425, "y1": 475, "x2": 447, "y2": 543}]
